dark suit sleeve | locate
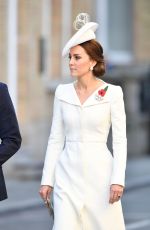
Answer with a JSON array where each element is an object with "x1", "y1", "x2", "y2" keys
[{"x1": 0, "y1": 83, "x2": 22, "y2": 165}]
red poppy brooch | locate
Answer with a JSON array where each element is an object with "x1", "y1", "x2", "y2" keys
[{"x1": 95, "y1": 85, "x2": 108, "y2": 101}]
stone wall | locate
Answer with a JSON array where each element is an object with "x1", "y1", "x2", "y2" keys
[{"x1": 134, "y1": 0, "x2": 150, "y2": 62}]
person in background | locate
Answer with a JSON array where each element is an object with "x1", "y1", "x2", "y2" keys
[
  {"x1": 0, "y1": 82, "x2": 22, "y2": 201},
  {"x1": 39, "y1": 13, "x2": 127, "y2": 229}
]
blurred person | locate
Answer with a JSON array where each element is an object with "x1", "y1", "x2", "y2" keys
[
  {"x1": 39, "y1": 13, "x2": 127, "y2": 229},
  {"x1": 0, "y1": 82, "x2": 22, "y2": 201}
]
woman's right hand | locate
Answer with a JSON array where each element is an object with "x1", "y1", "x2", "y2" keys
[{"x1": 39, "y1": 185, "x2": 53, "y2": 206}]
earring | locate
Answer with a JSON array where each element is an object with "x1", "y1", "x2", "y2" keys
[{"x1": 90, "y1": 66, "x2": 93, "y2": 71}]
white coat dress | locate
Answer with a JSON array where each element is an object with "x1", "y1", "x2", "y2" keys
[{"x1": 41, "y1": 80, "x2": 127, "y2": 230}]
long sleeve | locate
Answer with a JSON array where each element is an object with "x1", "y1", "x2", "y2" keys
[
  {"x1": 41, "y1": 86, "x2": 65, "y2": 187},
  {"x1": 0, "y1": 83, "x2": 22, "y2": 165},
  {"x1": 110, "y1": 86, "x2": 127, "y2": 187}
]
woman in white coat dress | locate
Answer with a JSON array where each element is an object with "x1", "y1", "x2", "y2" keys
[{"x1": 39, "y1": 13, "x2": 127, "y2": 230}]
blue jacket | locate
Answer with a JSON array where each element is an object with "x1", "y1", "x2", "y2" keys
[{"x1": 0, "y1": 83, "x2": 22, "y2": 201}]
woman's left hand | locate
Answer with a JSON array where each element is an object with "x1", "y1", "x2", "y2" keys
[{"x1": 109, "y1": 184, "x2": 124, "y2": 204}]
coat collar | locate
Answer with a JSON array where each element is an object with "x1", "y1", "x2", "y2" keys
[{"x1": 56, "y1": 82, "x2": 109, "y2": 107}]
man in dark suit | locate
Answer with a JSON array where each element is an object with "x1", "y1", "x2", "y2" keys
[{"x1": 0, "y1": 82, "x2": 22, "y2": 201}]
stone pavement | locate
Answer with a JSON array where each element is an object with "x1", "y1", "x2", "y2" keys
[
  {"x1": 0, "y1": 179, "x2": 42, "y2": 214},
  {"x1": 125, "y1": 155, "x2": 150, "y2": 192},
  {"x1": 0, "y1": 155, "x2": 150, "y2": 214}
]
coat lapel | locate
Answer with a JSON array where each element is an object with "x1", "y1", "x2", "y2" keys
[
  {"x1": 56, "y1": 83, "x2": 80, "y2": 106},
  {"x1": 56, "y1": 83, "x2": 110, "y2": 107}
]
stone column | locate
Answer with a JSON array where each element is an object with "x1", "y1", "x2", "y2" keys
[
  {"x1": 7, "y1": 0, "x2": 18, "y2": 111},
  {"x1": 61, "y1": 0, "x2": 72, "y2": 78}
]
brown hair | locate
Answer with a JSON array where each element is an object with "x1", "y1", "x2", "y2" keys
[{"x1": 79, "y1": 39, "x2": 105, "y2": 78}]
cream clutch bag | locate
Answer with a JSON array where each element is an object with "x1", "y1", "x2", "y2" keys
[{"x1": 45, "y1": 192, "x2": 54, "y2": 219}]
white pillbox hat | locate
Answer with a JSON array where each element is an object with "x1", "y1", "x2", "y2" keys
[{"x1": 62, "y1": 13, "x2": 99, "y2": 57}]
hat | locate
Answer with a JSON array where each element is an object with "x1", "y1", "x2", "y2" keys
[{"x1": 62, "y1": 13, "x2": 99, "y2": 57}]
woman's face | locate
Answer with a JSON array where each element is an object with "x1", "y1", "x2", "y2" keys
[{"x1": 69, "y1": 45, "x2": 95, "y2": 78}]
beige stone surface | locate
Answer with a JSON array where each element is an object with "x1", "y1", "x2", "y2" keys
[{"x1": 134, "y1": 0, "x2": 150, "y2": 61}]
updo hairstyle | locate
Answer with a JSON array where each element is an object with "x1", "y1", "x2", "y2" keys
[{"x1": 79, "y1": 39, "x2": 105, "y2": 78}]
